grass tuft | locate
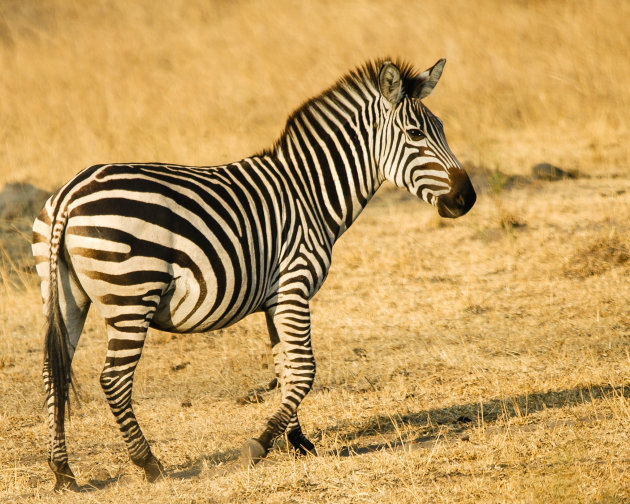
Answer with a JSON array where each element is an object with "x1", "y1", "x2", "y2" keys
[{"x1": 564, "y1": 234, "x2": 630, "y2": 278}]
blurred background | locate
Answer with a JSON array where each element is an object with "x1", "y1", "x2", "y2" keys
[{"x1": 1, "y1": 0, "x2": 628, "y2": 191}]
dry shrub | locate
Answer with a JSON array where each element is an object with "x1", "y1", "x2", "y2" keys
[
  {"x1": 564, "y1": 234, "x2": 630, "y2": 278},
  {"x1": 0, "y1": 183, "x2": 50, "y2": 276}
]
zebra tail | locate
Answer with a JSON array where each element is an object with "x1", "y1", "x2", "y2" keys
[{"x1": 43, "y1": 210, "x2": 77, "y2": 427}]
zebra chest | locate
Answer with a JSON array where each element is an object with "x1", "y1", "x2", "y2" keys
[{"x1": 277, "y1": 236, "x2": 333, "y2": 302}]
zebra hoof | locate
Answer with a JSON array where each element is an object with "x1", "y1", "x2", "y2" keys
[
  {"x1": 141, "y1": 454, "x2": 165, "y2": 482},
  {"x1": 49, "y1": 461, "x2": 80, "y2": 492},
  {"x1": 293, "y1": 443, "x2": 318, "y2": 457},
  {"x1": 241, "y1": 438, "x2": 267, "y2": 467},
  {"x1": 287, "y1": 429, "x2": 318, "y2": 457}
]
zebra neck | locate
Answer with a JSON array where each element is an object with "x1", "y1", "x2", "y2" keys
[{"x1": 275, "y1": 132, "x2": 383, "y2": 245}]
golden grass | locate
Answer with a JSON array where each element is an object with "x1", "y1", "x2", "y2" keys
[
  {"x1": 1, "y1": 0, "x2": 629, "y2": 189},
  {"x1": 2, "y1": 179, "x2": 630, "y2": 503},
  {"x1": 1, "y1": 1, "x2": 630, "y2": 502}
]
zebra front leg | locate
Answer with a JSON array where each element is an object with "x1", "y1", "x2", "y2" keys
[
  {"x1": 287, "y1": 411, "x2": 317, "y2": 456},
  {"x1": 267, "y1": 322, "x2": 316, "y2": 456},
  {"x1": 100, "y1": 320, "x2": 165, "y2": 482},
  {"x1": 242, "y1": 303, "x2": 316, "y2": 466}
]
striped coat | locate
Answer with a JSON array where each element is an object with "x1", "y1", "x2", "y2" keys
[{"x1": 33, "y1": 58, "x2": 475, "y2": 491}]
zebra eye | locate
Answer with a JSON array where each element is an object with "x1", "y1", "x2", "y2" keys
[{"x1": 406, "y1": 128, "x2": 425, "y2": 141}]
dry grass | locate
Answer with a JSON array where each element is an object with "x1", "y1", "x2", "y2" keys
[
  {"x1": 564, "y1": 234, "x2": 630, "y2": 279},
  {"x1": 1, "y1": 1, "x2": 630, "y2": 502},
  {"x1": 1, "y1": 0, "x2": 629, "y2": 189}
]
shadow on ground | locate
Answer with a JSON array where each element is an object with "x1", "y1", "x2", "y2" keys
[
  {"x1": 73, "y1": 381, "x2": 625, "y2": 491},
  {"x1": 327, "y1": 382, "x2": 629, "y2": 457},
  {"x1": 76, "y1": 448, "x2": 242, "y2": 492}
]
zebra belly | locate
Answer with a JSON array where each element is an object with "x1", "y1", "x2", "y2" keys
[
  {"x1": 65, "y1": 212, "x2": 271, "y2": 334},
  {"x1": 151, "y1": 268, "x2": 260, "y2": 333}
]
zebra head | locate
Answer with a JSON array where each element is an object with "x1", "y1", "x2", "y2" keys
[{"x1": 376, "y1": 59, "x2": 476, "y2": 218}]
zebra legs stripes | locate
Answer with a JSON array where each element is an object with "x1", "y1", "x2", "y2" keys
[
  {"x1": 242, "y1": 302, "x2": 317, "y2": 465},
  {"x1": 100, "y1": 310, "x2": 165, "y2": 482},
  {"x1": 287, "y1": 412, "x2": 317, "y2": 456}
]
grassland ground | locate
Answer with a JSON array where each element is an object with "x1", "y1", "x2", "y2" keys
[
  {"x1": 1, "y1": 171, "x2": 629, "y2": 503},
  {"x1": 1, "y1": 1, "x2": 629, "y2": 502}
]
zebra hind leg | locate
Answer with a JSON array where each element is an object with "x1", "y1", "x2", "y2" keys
[
  {"x1": 100, "y1": 318, "x2": 165, "y2": 482},
  {"x1": 44, "y1": 257, "x2": 90, "y2": 492}
]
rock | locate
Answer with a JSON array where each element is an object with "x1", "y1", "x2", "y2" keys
[
  {"x1": 0, "y1": 182, "x2": 51, "y2": 271},
  {"x1": 0, "y1": 182, "x2": 49, "y2": 221},
  {"x1": 531, "y1": 163, "x2": 576, "y2": 181}
]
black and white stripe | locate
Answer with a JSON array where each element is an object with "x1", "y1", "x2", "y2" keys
[{"x1": 32, "y1": 58, "x2": 475, "y2": 490}]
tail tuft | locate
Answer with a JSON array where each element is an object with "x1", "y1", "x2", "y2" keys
[
  {"x1": 42, "y1": 210, "x2": 77, "y2": 428},
  {"x1": 44, "y1": 284, "x2": 77, "y2": 425}
]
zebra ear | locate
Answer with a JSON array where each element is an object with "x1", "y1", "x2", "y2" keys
[
  {"x1": 411, "y1": 58, "x2": 446, "y2": 100},
  {"x1": 379, "y1": 61, "x2": 403, "y2": 105}
]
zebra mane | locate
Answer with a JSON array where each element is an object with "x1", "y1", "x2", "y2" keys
[{"x1": 263, "y1": 58, "x2": 422, "y2": 156}]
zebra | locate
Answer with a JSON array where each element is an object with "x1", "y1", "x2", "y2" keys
[{"x1": 32, "y1": 57, "x2": 476, "y2": 491}]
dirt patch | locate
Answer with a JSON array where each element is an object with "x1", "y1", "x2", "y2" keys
[{"x1": 0, "y1": 182, "x2": 50, "y2": 274}]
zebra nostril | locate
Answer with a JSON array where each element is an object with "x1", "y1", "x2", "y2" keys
[{"x1": 455, "y1": 192, "x2": 465, "y2": 208}]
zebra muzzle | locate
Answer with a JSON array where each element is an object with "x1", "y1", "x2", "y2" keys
[{"x1": 437, "y1": 169, "x2": 476, "y2": 218}]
